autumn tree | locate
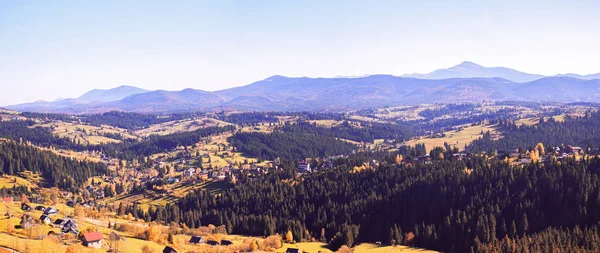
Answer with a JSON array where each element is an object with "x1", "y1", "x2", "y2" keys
[
  {"x1": 535, "y1": 142, "x2": 545, "y2": 155},
  {"x1": 395, "y1": 154, "x2": 403, "y2": 164},
  {"x1": 285, "y1": 230, "x2": 294, "y2": 243}
]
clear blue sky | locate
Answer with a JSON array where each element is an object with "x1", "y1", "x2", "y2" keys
[{"x1": 1, "y1": 0, "x2": 600, "y2": 105}]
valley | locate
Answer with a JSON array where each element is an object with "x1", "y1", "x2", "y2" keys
[{"x1": 1, "y1": 101, "x2": 600, "y2": 252}]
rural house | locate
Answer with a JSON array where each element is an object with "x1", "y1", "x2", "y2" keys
[
  {"x1": 163, "y1": 246, "x2": 178, "y2": 253},
  {"x1": 297, "y1": 161, "x2": 311, "y2": 173},
  {"x1": 189, "y1": 236, "x2": 204, "y2": 244},
  {"x1": 184, "y1": 168, "x2": 196, "y2": 178},
  {"x1": 286, "y1": 248, "x2": 302, "y2": 253},
  {"x1": 221, "y1": 239, "x2": 233, "y2": 246},
  {"x1": 21, "y1": 203, "x2": 32, "y2": 211},
  {"x1": 82, "y1": 231, "x2": 103, "y2": 248},
  {"x1": 44, "y1": 207, "x2": 59, "y2": 215},
  {"x1": 39, "y1": 214, "x2": 51, "y2": 225},
  {"x1": 35, "y1": 205, "x2": 45, "y2": 211}
]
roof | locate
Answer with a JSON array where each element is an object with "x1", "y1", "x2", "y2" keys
[
  {"x1": 286, "y1": 248, "x2": 301, "y2": 253},
  {"x1": 40, "y1": 214, "x2": 49, "y2": 220},
  {"x1": 53, "y1": 218, "x2": 64, "y2": 225},
  {"x1": 83, "y1": 231, "x2": 103, "y2": 242},
  {"x1": 189, "y1": 236, "x2": 203, "y2": 243},
  {"x1": 163, "y1": 246, "x2": 177, "y2": 253}
]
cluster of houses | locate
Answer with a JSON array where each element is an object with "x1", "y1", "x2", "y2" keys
[
  {"x1": 497, "y1": 145, "x2": 599, "y2": 164},
  {"x1": 86, "y1": 183, "x2": 106, "y2": 199},
  {"x1": 17, "y1": 200, "x2": 108, "y2": 249},
  {"x1": 19, "y1": 203, "x2": 80, "y2": 235},
  {"x1": 188, "y1": 236, "x2": 233, "y2": 246}
]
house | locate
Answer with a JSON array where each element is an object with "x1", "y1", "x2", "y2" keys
[
  {"x1": 35, "y1": 205, "x2": 45, "y2": 211},
  {"x1": 82, "y1": 231, "x2": 103, "y2": 248},
  {"x1": 44, "y1": 207, "x2": 59, "y2": 215},
  {"x1": 163, "y1": 246, "x2": 178, "y2": 253},
  {"x1": 39, "y1": 214, "x2": 51, "y2": 225},
  {"x1": 298, "y1": 161, "x2": 311, "y2": 173},
  {"x1": 189, "y1": 236, "x2": 204, "y2": 244},
  {"x1": 21, "y1": 203, "x2": 32, "y2": 211},
  {"x1": 166, "y1": 177, "x2": 179, "y2": 184},
  {"x1": 286, "y1": 248, "x2": 302, "y2": 253},
  {"x1": 206, "y1": 240, "x2": 219, "y2": 246},
  {"x1": 66, "y1": 200, "x2": 75, "y2": 207},
  {"x1": 53, "y1": 219, "x2": 65, "y2": 227},
  {"x1": 184, "y1": 168, "x2": 196, "y2": 178},
  {"x1": 56, "y1": 218, "x2": 79, "y2": 234},
  {"x1": 62, "y1": 225, "x2": 79, "y2": 235},
  {"x1": 221, "y1": 240, "x2": 233, "y2": 246},
  {"x1": 566, "y1": 145, "x2": 583, "y2": 155}
]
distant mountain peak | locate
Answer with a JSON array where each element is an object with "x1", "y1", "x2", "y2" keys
[
  {"x1": 402, "y1": 61, "x2": 544, "y2": 83},
  {"x1": 456, "y1": 61, "x2": 482, "y2": 68},
  {"x1": 78, "y1": 85, "x2": 149, "y2": 103}
]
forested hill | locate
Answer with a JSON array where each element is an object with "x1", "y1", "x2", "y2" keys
[
  {"x1": 139, "y1": 153, "x2": 600, "y2": 252},
  {"x1": 279, "y1": 121, "x2": 415, "y2": 143},
  {"x1": 469, "y1": 111, "x2": 600, "y2": 153},
  {"x1": 0, "y1": 141, "x2": 108, "y2": 191},
  {"x1": 228, "y1": 131, "x2": 356, "y2": 161}
]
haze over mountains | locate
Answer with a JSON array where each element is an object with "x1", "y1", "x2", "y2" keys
[{"x1": 7, "y1": 62, "x2": 600, "y2": 113}]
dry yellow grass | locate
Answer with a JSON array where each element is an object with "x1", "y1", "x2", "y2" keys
[
  {"x1": 0, "y1": 175, "x2": 35, "y2": 189},
  {"x1": 277, "y1": 242, "x2": 438, "y2": 253},
  {"x1": 404, "y1": 124, "x2": 500, "y2": 153},
  {"x1": 353, "y1": 243, "x2": 438, "y2": 253}
]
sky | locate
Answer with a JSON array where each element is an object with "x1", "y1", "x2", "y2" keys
[{"x1": 1, "y1": 0, "x2": 600, "y2": 105}]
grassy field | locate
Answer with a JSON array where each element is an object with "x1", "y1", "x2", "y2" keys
[
  {"x1": 278, "y1": 242, "x2": 438, "y2": 253},
  {"x1": 404, "y1": 124, "x2": 500, "y2": 152},
  {"x1": 35, "y1": 121, "x2": 136, "y2": 145},
  {"x1": 0, "y1": 175, "x2": 36, "y2": 189},
  {"x1": 135, "y1": 118, "x2": 232, "y2": 137},
  {"x1": 370, "y1": 105, "x2": 436, "y2": 121},
  {"x1": 515, "y1": 114, "x2": 566, "y2": 126}
]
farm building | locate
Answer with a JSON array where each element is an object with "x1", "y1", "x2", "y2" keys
[{"x1": 82, "y1": 231, "x2": 103, "y2": 248}]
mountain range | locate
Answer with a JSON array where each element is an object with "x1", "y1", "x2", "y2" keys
[{"x1": 6, "y1": 62, "x2": 600, "y2": 113}]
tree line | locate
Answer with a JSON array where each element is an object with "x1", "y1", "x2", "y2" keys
[
  {"x1": 112, "y1": 151, "x2": 600, "y2": 252},
  {"x1": 228, "y1": 131, "x2": 356, "y2": 161},
  {"x1": 0, "y1": 141, "x2": 108, "y2": 191}
]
